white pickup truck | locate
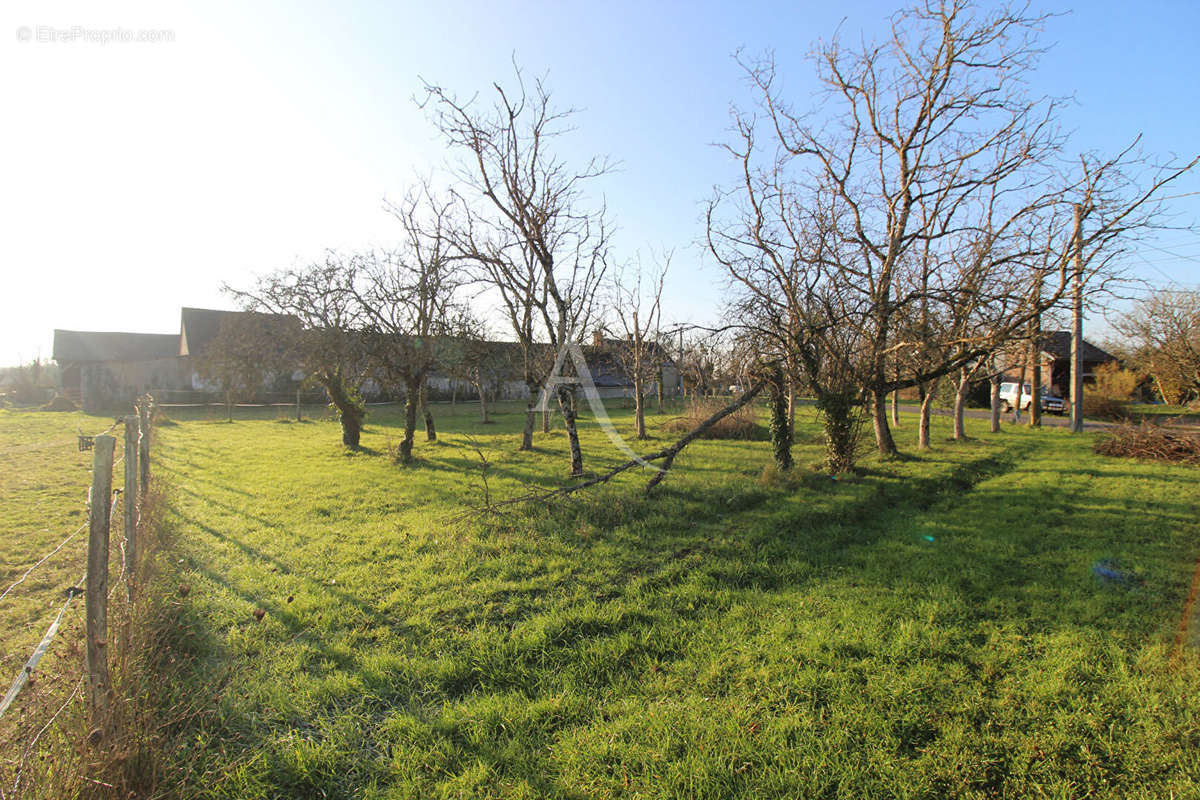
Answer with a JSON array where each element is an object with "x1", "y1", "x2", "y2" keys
[{"x1": 999, "y1": 381, "x2": 1066, "y2": 414}]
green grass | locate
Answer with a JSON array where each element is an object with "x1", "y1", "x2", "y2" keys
[
  {"x1": 7, "y1": 400, "x2": 1200, "y2": 797},
  {"x1": 1125, "y1": 404, "x2": 1200, "y2": 422},
  {"x1": 0, "y1": 409, "x2": 133, "y2": 706}
]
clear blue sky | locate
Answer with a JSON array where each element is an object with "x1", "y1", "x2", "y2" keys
[{"x1": 2, "y1": 0, "x2": 1197, "y2": 366}]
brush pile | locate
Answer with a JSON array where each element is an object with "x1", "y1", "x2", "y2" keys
[
  {"x1": 664, "y1": 397, "x2": 763, "y2": 440},
  {"x1": 1093, "y1": 421, "x2": 1200, "y2": 465}
]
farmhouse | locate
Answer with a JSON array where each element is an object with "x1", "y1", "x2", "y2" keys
[
  {"x1": 1001, "y1": 330, "x2": 1117, "y2": 396},
  {"x1": 52, "y1": 308, "x2": 680, "y2": 411},
  {"x1": 52, "y1": 329, "x2": 188, "y2": 411}
]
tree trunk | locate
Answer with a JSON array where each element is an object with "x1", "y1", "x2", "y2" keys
[
  {"x1": 225, "y1": 388, "x2": 233, "y2": 423},
  {"x1": 420, "y1": 384, "x2": 436, "y2": 442},
  {"x1": 450, "y1": 383, "x2": 457, "y2": 415},
  {"x1": 521, "y1": 380, "x2": 538, "y2": 451},
  {"x1": 399, "y1": 378, "x2": 420, "y2": 463},
  {"x1": 918, "y1": 382, "x2": 935, "y2": 450},
  {"x1": 634, "y1": 376, "x2": 647, "y2": 440},
  {"x1": 476, "y1": 379, "x2": 490, "y2": 424},
  {"x1": 542, "y1": 406, "x2": 551, "y2": 433},
  {"x1": 1069, "y1": 203, "x2": 1085, "y2": 433},
  {"x1": 952, "y1": 368, "x2": 969, "y2": 440},
  {"x1": 1013, "y1": 361, "x2": 1027, "y2": 424},
  {"x1": 817, "y1": 393, "x2": 857, "y2": 473},
  {"x1": 891, "y1": 387, "x2": 901, "y2": 427},
  {"x1": 558, "y1": 385, "x2": 584, "y2": 477},
  {"x1": 324, "y1": 379, "x2": 363, "y2": 449},
  {"x1": 989, "y1": 372, "x2": 1001, "y2": 433},
  {"x1": 768, "y1": 364, "x2": 792, "y2": 470},
  {"x1": 871, "y1": 389, "x2": 899, "y2": 456},
  {"x1": 656, "y1": 366, "x2": 664, "y2": 414},
  {"x1": 787, "y1": 377, "x2": 796, "y2": 438}
]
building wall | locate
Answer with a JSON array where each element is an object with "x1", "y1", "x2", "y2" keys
[
  {"x1": 79, "y1": 357, "x2": 190, "y2": 412},
  {"x1": 1001, "y1": 355, "x2": 1059, "y2": 394}
]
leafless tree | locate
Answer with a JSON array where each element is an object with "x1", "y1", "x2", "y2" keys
[
  {"x1": 709, "y1": 187, "x2": 872, "y2": 471},
  {"x1": 607, "y1": 252, "x2": 670, "y2": 439},
  {"x1": 441, "y1": 314, "x2": 519, "y2": 425},
  {"x1": 1062, "y1": 150, "x2": 1198, "y2": 429},
  {"x1": 196, "y1": 312, "x2": 295, "y2": 422},
  {"x1": 227, "y1": 254, "x2": 369, "y2": 447},
  {"x1": 729, "y1": 2, "x2": 1081, "y2": 458},
  {"x1": 357, "y1": 186, "x2": 467, "y2": 464},
  {"x1": 677, "y1": 332, "x2": 721, "y2": 399},
  {"x1": 715, "y1": 1, "x2": 1196, "y2": 461},
  {"x1": 423, "y1": 67, "x2": 611, "y2": 476},
  {"x1": 1114, "y1": 288, "x2": 1200, "y2": 405}
]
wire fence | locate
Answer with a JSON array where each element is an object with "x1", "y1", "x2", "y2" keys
[{"x1": 0, "y1": 395, "x2": 157, "y2": 795}]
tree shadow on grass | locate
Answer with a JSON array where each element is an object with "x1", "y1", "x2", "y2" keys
[{"x1": 145, "y1": 431, "x2": 1200, "y2": 798}]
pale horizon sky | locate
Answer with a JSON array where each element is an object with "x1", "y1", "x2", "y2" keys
[{"x1": 1, "y1": 0, "x2": 1198, "y2": 367}]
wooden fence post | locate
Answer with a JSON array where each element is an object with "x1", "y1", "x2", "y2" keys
[
  {"x1": 137, "y1": 396, "x2": 151, "y2": 500},
  {"x1": 86, "y1": 434, "x2": 115, "y2": 734},
  {"x1": 123, "y1": 415, "x2": 139, "y2": 599}
]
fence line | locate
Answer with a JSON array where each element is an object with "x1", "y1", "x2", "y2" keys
[{"x1": 0, "y1": 396, "x2": 154, "y2": 739}]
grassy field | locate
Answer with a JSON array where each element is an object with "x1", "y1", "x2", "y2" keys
[
  {"x1": 5, "y1": 400, "x2": 1200, "y2": 798},
  {"x1": 0, "y1": 409, "x2": 133, "y2": 723}
]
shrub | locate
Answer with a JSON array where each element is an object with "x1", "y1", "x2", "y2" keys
[
  {"x1": 663, "y1": 397, "x2": 764, "y2": 440},
  {"x1": 1093, "y1": 361, "x2": 1141, "y2": 401},
  {"x1": 1094, "y1": 421, "x2": 1200, "y2": 465}
]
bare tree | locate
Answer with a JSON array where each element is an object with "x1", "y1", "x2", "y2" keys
[
  {"x1": 717, "y1": 1, "x2": 1196, "y2": 460},
  {"x1": 196, "y1": 312, "x2": 295, "y2": 422},
  {"x1": 227, "y1": 254, "x2": 368, "y2": 447},
  {"x1": 677, "y1": 332, "x2": 721, "y2": 399},
  {"x1": 423, "y1": 67, "x2": 611, "y2": 475},
  {"x1": 607, "y1": 252, "x2": 670, "y2": 439},
  {"x1": 440, "y1": 315, "x2": 515, "y2": 425},
  {"x1": 357, "y1": 187, "x2": 466, "y2": 464},
  {"x1": 730, "y1": 2, "x2": 1079, "y2": 456},
  {"x1": 1114, "y1": 288, "x2": 1200, "y2": 405}
]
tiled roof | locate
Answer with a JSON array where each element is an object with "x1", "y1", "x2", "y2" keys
[{"x1": 52, "y1": 330, "x2": 180, "y2": 363}]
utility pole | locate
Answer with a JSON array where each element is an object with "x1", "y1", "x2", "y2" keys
[
  {"x1": 1070, "y1": 203, "x2": 1085, "y2": 434},
  {"x1": 1028, "y1": 274, "x2": 1043, "y2": 428}
]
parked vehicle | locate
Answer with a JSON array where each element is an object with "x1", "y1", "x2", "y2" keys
[{"x1": 999, "y1": 381, "x2": 1066, "y2": 414}]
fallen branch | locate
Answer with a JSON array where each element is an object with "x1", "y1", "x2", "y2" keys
[{"x1": 467, "y1": 380, "x2": 767, "y2": 514}]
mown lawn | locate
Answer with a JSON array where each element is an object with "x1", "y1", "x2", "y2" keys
[{"x1": 39, "y1": 400, "x2": 1200, "y2": 797}]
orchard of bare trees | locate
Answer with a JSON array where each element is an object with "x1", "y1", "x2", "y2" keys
[
  {"x1": 708, "y1": 0, "x2": 1195, "y2": 472},
  {"x1": 219, "y1": 0, "x2": 1194, "y2": 485}
]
